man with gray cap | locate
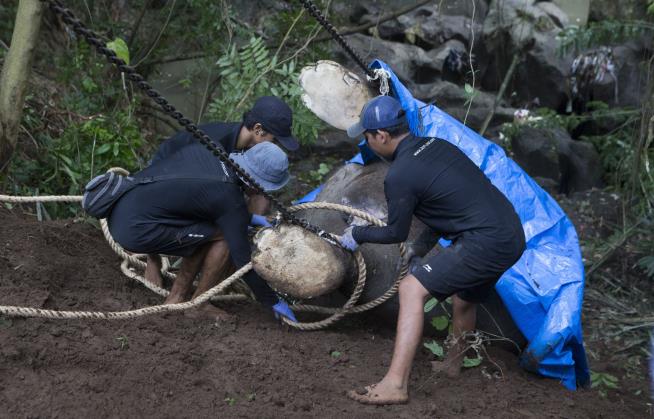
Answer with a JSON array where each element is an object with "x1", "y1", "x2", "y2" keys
[
  {"x1": 340, "y1": 95, "x2": 525, "y2": 404},
  {"x1": 108, "y1": 140, "x2": 297, "y2": 322}
]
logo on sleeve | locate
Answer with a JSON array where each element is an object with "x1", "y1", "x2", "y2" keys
[{"x1": 422, "y1": 263, "x2": 433, "y2": 273}]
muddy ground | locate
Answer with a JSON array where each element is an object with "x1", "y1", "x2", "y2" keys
[{"x1": 0, "y1": 207, "x2": 650, "y2": 418}]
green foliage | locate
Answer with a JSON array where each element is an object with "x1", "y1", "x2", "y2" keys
[
  {"x1": 423, "y1": 340, "x2": 444, "y2": 358},
  {"x1": 423, "y1": 297, "x2": 438, "y2": 313},
  {"x1": 224, "y1": 397, "x2": 236, "y2": 406},
  {"x1": 431, "y1": 315, "x2": 450, "y2": 331},
  {"x1": 590, "y1": 371, "x2": 619, "y2": 397},
  {"x1": 557, "y1": 21, "x2": 654, "y2": 55},
  {"x1": 297, "y1": 161, "x2": 335, "y2": 187},
  {"x1": 106, "y1": 38, "x2": 130, "y2": 65},
  {"x1": 8, "y1": 106, "x2": 144, "y2": 209},
  {"x1": 3, "y1": 39, "x2": 146, "y2": 217},
  {"x1": 205, "y1": 36, "x2": 324, "y2": 145},
  {"x1": 330, "y1": 350, "x2": 342, "y2": 358},
  {"x1": 463, "y1": 355, "x2": 483, "y2": 368}
]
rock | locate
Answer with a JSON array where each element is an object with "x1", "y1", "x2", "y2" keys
[
  {"x1": 510, "y1": 126, "x2": 603, "y2": 193},
  {"x1": 482, "y1": 0, "x2": 574, "y2": 110},
  {"x1": 412, "y1": 80, "x2": 516, "y2": 132},
  {"x1": 301, "y1": 161, "x2": 526, "y2": 349},
  {"x1": 376, "y1": 8, "x2": 483, "y2": 50},
  {"x1": 335, "y1": 34, "x2": 440, "y2": 88}
]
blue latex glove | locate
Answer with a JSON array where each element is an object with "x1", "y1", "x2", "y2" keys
[
  {"x1": 338, "y1": 226, "x2": 359, "y2": 251},
  {"x1": 272, "y1": 299, "x2": 297, "y2": 322},
  {"x1": 250, "y1": 214, "x2": 272, "y2": 228}
]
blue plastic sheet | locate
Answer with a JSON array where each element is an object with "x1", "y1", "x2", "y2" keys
[{"x1": 297, "y1": 61, "x2": 590, "y2": 389}]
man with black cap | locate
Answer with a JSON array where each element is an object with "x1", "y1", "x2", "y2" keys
[
  {"x1": 339, "y1": 95, "x2": 525, "y2": 404},
  {"x1": 107, "y1": 102, "x2": 299, "y2": 322},
  {"x1": 152, "y1": 95, "x2": 299, "y2": 160}
]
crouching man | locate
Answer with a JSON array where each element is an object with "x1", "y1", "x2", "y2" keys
[
  {"x1": 107, "y1": 140, "x2": 296, "y2": 322},
  {"x1": 339, "y1": 96, "x2": 525, "y2": 405}
]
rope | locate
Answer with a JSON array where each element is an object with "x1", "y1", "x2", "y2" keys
[{"x1": 0, "y1": 196, "x2": 407, "y2": 330}]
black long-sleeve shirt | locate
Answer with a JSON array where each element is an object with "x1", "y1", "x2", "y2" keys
[{"x1": 352, "y1": 135, "x2": 523, "y2": 252}]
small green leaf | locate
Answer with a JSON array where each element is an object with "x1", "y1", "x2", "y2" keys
[
  {"x1": 330, "y1": 351, "x2": 341, "y2": 358},
  {"x1": 95, "y1": 143, "x2": 111, "y2": 155},
  {"x1": 464, "y1": 83, "x2": 474, "y2": 94},
  {"x1": 424, "y1": 297, "x2": 438, "y2": 313},
  {"x1": 431, "y1": 315, "x2": 449, "y2": 331},
  {"x1": 463, "y1": 356, "x2": 482, "y2": 368},
  {"x1": 423, "y1": 340, "x2": 444, "y2": 357},
  {"x1": 106, "y1": 38, "x2": 130, "y2": 65}
]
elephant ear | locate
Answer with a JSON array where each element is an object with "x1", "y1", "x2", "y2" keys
[{"x1": 299, "y1": 60, "x2": 373, "y2": 131}]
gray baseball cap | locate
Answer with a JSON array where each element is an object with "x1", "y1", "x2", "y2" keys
[{"x1": 229, "y1": 142, "x2": 290, "y2": 191}]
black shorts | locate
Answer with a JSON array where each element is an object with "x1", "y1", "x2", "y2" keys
[
  {"x1": 110, "y1": 219, "x2": 217, "y2": 257},
  {"x1": 411, "y1": 234, "x2": 523, "y2": 303}
]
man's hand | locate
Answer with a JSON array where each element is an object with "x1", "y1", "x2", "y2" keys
[
  {"x1": 272, "y1": 299, "x2": 297, "y2": 322},
  {"x1": 250, "y1": 214, "x2": 272, "y2": 228},
  {"x1": 337, "y1": 226, "x2": 359, "y2": 251}
]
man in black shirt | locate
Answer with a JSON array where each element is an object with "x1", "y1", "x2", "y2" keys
[{"x1": 340, "y1": 96, "x2": 525, "y2": 404}]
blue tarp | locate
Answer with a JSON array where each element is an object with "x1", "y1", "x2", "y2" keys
[{"x1": 299, "y1": 60, "x2": 590, "y2": 389}]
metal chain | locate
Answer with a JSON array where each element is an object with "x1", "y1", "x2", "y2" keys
[
  {"x1": 42, "y1": 0, "x2": 331, "y2": 239},
  {"x1": 298, "y1": 0, "x2": 374, "y2": 78}
]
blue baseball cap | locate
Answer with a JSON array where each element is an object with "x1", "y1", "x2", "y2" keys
[
  {"x1": 249, "y1": 96, "x2": 299, "y2": 151},
  {"x1": 347, "y1": 95, "x2": 405, "y2": 138}
]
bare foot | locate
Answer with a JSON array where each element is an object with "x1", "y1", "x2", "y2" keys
[
  {"x1": 164, "y1": 292, "x2": 188, "y2": 305},
  {"x1": 144, "y1": 255, "x2": 164, "y2": 288},
  {"x1": 347, "y1": 381, "x2": 408, "y2": 405},
  {"x1": 184, "y1": 303, "x2": 235, "y2": 323}
]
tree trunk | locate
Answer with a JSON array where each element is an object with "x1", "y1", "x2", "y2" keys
[{"x1": 0, "y1": 0, "x2": 45, "y2": 173}]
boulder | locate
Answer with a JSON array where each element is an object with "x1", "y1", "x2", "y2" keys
[
  {"x1": 335, "y1": 34, "x2": 441, "y2": 88},
  {"x1": 510, "y1": 126, "x2": 603, "y2": 194},
  {"x1": 301, "y1": 161, "x2": 526, "y2": 349},
  {"x1": 376, "y1": 7, "x2": 484, "y2": 50},
  {"x1": 482, "y1": 0, "x2": 574, "y2": 110},
  {"x1": 412, "y1": 80, "x2": 516, "y2": 132}
]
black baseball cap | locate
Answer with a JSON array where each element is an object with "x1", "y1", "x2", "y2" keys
[{"x1": 249, "y1": 96, "x2": 299, "y2": 151}]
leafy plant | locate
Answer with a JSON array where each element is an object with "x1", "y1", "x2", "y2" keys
[
  {"x1": 431, "y1": 315, "x2": 450, "y2": 331},
  {"x1": 424, "y1": 340, "x2": 444, "y2": 358},
  {"x1": 590, "y1": 371, "x2": 619, "y2": 397},
  {"x1": 224, "y1": 397, "x2": 236, "y2": 406},
  {"x1": 205, "y1": 36, "x2": 324, "y2": 145},
  {"x1": 330, "y1": 350, "x2": 342, "y2": 358},
  {"x1": 557, "y1": 21, "x2": 654, "y2": 55},
  {"x1": 463, "y1": 355, "x2": 483, "y2": 368}
]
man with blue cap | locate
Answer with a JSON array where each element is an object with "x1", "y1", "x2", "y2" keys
[
  {"x1": 340, "y1": 95, "x2": 525, "y2": 404},
  {"x1": 108, "y1": 138, "x2": 297, "y2": 323}
]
